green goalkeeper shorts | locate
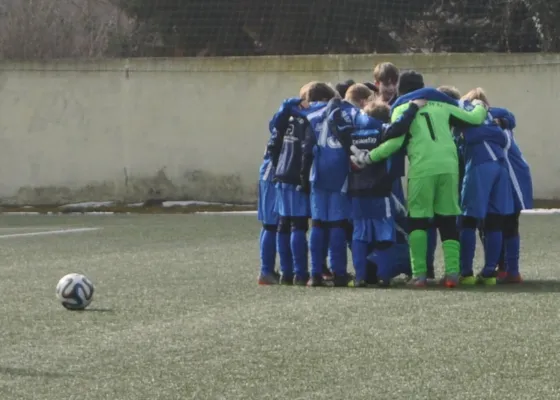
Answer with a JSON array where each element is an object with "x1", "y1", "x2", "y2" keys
[{"x1": 407, "y1": 173, "x2": 461, "y2": 218}]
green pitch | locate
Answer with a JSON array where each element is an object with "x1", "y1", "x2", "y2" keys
[{"x1": 1, "y1": 213, "x2": 560, "y2": 399}]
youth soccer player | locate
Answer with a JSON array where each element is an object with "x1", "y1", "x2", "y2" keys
[
  {"x1": 352, "y1": 71, "x2": 488, "y2": 287},
  {"x1": 455, "y1": 88, "x2": 513, "y2": 285},
  {"x1": 257, "y1": 126, "x2": 280, "y2": 285},
  {"x1": 344, "y1": 100, "x2": 422, "y2": 286},
  {"x1": 268, "y1": 91, "x2": 322, "y2": 285},
  {"x1": 300, "y1": 83, "x2": 351, "y2": 287},
  {"x1": 490, "y1": 107, "x2": 533, "y2": 283},
  {"x1": 373, "y1": 62, "x2": 399, "y2": 104}
]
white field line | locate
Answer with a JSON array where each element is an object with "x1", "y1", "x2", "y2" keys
[
  {"x1": 195, "y1": 209, "x2": 560, "y2": 216},
  {"x1": 0, "y1": 227, "x2": 101, "y2": 239}
]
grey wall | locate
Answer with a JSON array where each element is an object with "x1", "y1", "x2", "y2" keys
[{"x1": 0, "y1": 54, "x2": 556, "y2": 204}]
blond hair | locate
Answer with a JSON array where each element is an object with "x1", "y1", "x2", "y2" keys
[
  {"x1": 437, "y1": 85, "x2": 461, "y2": 100},
  {"x1": 364, "y1": 101, "x2": 391, "y2": 123},
  {"x1": 344, "y1": 83, "x2": 373, "y2": 107},
  {"x1": 461, "y1": 87, "x2": 489, "y2": 106}
]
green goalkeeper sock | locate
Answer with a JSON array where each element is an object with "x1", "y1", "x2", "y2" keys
[
  {"x1": 441, "y1": 239, "x2": 460, "y2": 275},
  {"x1": 409, "y1": 229, "x2": 428, "y2": 277}
]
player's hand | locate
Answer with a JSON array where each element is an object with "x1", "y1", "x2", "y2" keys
[
  {"x1": 410, "y1": 99, "x2": 428, "y2": 108},
  {"x1": 281, "y1": 97, "x2": 303, "y2": 113},
  {"x1": 471, "y1": 99, "x2": 488, "y2": 109},
  {"x1": 350, "y1": 150, "x2": 372, "y2": 169},
  {"x1": 297, "y1": 179, "x2": 310, "y2": 193}
]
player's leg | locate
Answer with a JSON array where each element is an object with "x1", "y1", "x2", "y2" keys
[
  {"x1": 327, "y1": 192, "x2": 352, "y2": 287},
  {"x1": 308, "y1": 187, "x2": 328, "y2": 286},
  {"x1": 286, "y1": 189, "x2": 310, "y2": 285},
  {"x1": 407, "y1": 176, "x2": 436, "y2": 285},
  {"x1": 322, "y1": 228, "x2": 332, "y2": 279},
  {"x1": 371, "y1": 217, "x2": 397, "y2": 286},
  {"x1": 426, "y1": 221, "x2": 437, "y2": 279},
  {"x1": 433, "y1": 173, "x2": 462, "y2": 287},
  {"x1": 501, "y1": 211, "x2": 522, "y2": 283},
  {"x1": 290, "y1": 216, "x2": 309, "y2": 285},
  {"x1": 351, "y1": 218, "x2": 372, "y2": 287},
  {"x1": 391, "y1": 196, "x2": 411, "y2": 280},
  {"x1": 257, "y1": 180, "x2": 279, "y2": 284},
  {"x1": 479, "y1": 162, "x2": 513, "y2": 283},
  {"x1": 458, "y1": 165, "x2": 489, "y2": 284},
  {"x1": 277, "y1": 216, "x2": 293, "y2": 284}
]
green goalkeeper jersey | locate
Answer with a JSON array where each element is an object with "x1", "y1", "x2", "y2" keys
[{"x1": 368, "y1": 101, "x2": 487, "y2": 179}]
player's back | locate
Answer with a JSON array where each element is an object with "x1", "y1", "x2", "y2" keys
[
  {"x1": 347, "y1": 116, "x2": 393, "y2": 198},
  {"x1": 404, "y1": 101, "x2": 459, "y2": 178},
  {"x1": 308, "y1": 100, "x2": 351, "y2": 192}
]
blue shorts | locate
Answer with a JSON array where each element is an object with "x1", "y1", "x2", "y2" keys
[
  {"x1": 461, "y1": 161, "x2": 514, "y2": 219},
  {"x1": 257, "y1": 180, "x2": 278, "y2": 225},
  {"x1": 276, "y1": 183, "x2": 310, "y2": 217},
  {"x1": 353, "y1": 217, "x2": 395, "y2": 243},
  {"x1": 311, "y1": 188, "x2": 350, "y2": 222},
  {"x1": 351, "y1": 197, "x2": 392, "y2": 220}
]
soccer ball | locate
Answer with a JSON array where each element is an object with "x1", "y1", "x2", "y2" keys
[{"x1": 55, "y1": 273, "x2": 94, "y2": 310}]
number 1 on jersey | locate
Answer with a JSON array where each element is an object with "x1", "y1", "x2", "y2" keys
[{"x1": 420, "y1": 112, "x2": 436, "y2": 141}]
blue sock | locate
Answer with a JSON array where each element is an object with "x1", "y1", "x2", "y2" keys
[
  {"x1": 259, "y1": 228, "x2": 276, "y2": 275},
  {"x1": 394, "y1": 243, "x2": 412, "y2": 276},
  {"x1": 375, "y1": 246, "x2": 395, "y2": 282},
  {"x1": 482, "y1": 230, "x2": 502, "y2": 276},
  {"x1": 351, "y1": 240, "x2": 368, "y2": 282},
  {"x1": 322, "y1": 228, "x2": 330, "y2": 271},
  {"x1": 460, "y1": 227, "x2": 476, "y2": 276},
  {"x1": 277, "y1": 231, "x2": 293, "y2": 277},
  {"x1": 310, "y1": 226, "x2": 326, "y2": 277},
  {"x1": 427, "y1": 227, "x2": 437, "y2": 276},
  {"x1": 291, "y1": 230, "x2": 308, "y2": 279},
  {"x1": 329, "y1": 227, "x2": 348, "y2": 276},
  {"x1": 504, "y1": 235, "x2": 520, "y2": 276}
]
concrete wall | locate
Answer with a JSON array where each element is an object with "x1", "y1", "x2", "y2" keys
[{"x1": 0, "y1": 54, "x2": 558, "y2": 205}]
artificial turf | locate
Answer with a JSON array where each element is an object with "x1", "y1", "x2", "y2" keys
[{"x1": 1, "y1": 213, "x2": 559, "y2": 399}]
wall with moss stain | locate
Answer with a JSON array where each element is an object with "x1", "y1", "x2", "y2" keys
[{"x1": 0, "y1": 54, "x2": 556, "y2": 205}]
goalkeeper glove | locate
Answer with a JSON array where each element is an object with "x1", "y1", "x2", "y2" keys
[
  {"x1": 471, "y1": 99, "x2": 488, "y2": 109},
  {"x1": 350, "y1": 146, "x2": 372, "y2": 169}
]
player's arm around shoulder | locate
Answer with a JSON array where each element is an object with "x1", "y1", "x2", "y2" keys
[
  {"x1": 384, "y1": 99, "x2": 425, "y2": 140},
  {"x1": 447, "y1": 101, "x2": 487, "y2": 126}
]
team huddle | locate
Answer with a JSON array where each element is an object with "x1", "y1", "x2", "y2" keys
[{"x1": 257, "y1": 62, "x2": 533, "y2": 288}]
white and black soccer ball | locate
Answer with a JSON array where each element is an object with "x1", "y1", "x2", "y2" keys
[{"x1": 55, "y1": 273, "x2": 94, "y2": 310}]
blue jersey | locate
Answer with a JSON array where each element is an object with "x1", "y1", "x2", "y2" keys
[
  {"x1": 268, "y1": 114, "x2": 310, "y2": 185},
  {"x1": 390, "y1": 88, "x2": 458, "y2": 112},
  {"x1": 457, "y1": 100, "x2": 506, "y2": 170},
  {"x1": 338, "y1": 104, "x2": 419, "y2": 198},
  {"x1": 259, "y1": 121, "x2": 278, "y2": 182},
  {"x1": 346, "y1": 116, "x2": 392, "y2": 197},
  {"x1": 490, "y1": 107, "x2": 533, "y2": 210},
  {"x1": 304, "y1": 99, "x2": 350, "y2": 192}
]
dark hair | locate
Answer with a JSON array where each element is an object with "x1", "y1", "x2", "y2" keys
[
  {"x1": 306, "y1": 82, "x2": 337, "y2": 102},
  {"x1": 335, "y1": 79, "x2": 355, "y2": 98},
  {"x1": 397, "y1": 70, "x2": 425, "y2": 96},
  {"x1": 363, "y1": 82, "x2": 379, "y2": 93}
]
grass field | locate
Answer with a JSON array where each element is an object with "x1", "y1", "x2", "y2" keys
[{"x1": 1, "y1": 213, "x2": 560, "y2": 399}]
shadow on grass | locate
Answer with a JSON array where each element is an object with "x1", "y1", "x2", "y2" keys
[
  {"x1": 0, "y1": 367, "x2": 71, "y2": 378},
  {"x1": 82, "y1": 308, "x2": 114, "y2": 313},
  {"x1": 393, "y1": 279, "x2": 560, "y2": 293}
]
